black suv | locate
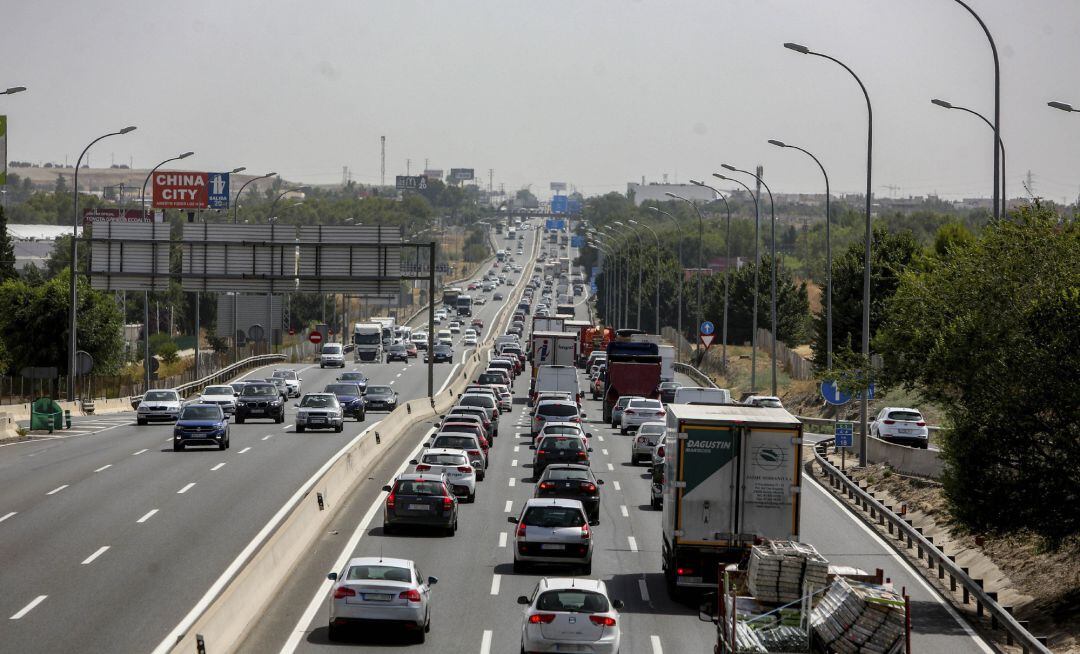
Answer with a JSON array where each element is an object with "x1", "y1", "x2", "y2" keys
[
  {"x1": 385, "y1": 344, "x2": 409, "y2": 363},
  {"x1": 235, "y1": 382, "x2": 285, "y2": 423}
]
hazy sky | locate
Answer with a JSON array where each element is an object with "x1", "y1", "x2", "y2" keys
[{"x1": 6, "y1": 0, "x2": 1080, "y2": 202}]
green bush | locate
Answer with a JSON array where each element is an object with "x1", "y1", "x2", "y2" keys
[{"x1": 157, "y1": 342, "x2": 180, "y2": 365}]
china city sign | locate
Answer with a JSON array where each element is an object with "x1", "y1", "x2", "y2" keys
[{"x1": 152, "y1": 171, "x2": 231, "y2": 210}]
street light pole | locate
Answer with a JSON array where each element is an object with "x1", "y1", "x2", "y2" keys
[
  {"x1": 930, "y1": 100, "x2": 1006, "y2": 212},
  {"x1": 67, "y1": 125, "x2": 137, "y2": 401},
  {"x1": 714, "y1": 174, "x2": 760, "y2": 391},
  {"x1": 615, "y1": 220, "x2": 644, "y2": 330},
  {"x1": 785, "y1": 41, "x2": 873, "y2": 466},
  {"x1": 629, "y1": 220, "x2": 660, "y2": 334},
  {"x1": 229, "y1": 171, "x2": 276, "y2": 363},
  {"x1": 723, "y1": 165, "x2": 778, "y2": 397},
  {"x1": 650, "y1": 207, "x2": 684, "y2": 360},
  {"x1": 267, "y1": 187, "x2": 308, "y2": 223},
  {"x1": 769, "y1": 139, "x2": 833, "y2": 369},
  {"x1": 665, "y1": 193, "x2": 705, "y2": 359},
  {"x1": 690, "y1": 181, "x2": 733, "y2": 371}
]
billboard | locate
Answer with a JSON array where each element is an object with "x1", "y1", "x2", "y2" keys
[
  {"x1": 570, "y1": 235, "x2": 585, "y2": 248},
  {"x1": 207, "y1": 172, "x2": 231, "y2": 210},
  {"x1": 88, "y1": 222, "x2": 172, "y2": 291},
  {"x1": 152, "y1": 171, "x2": 208, "y2": 209},
  {"x1": 551, "y1": 195, "x2": 569, "y2": 214},
  {"x1": 83, "y1": 208, "x2": 158, "y2": 226},
  {"x1": 0, "y1": 116, "x2": 6, "y2": 185},
  {"x1": 549, "y1": 182, "x2": 567, "y2": 191},
  {"x1": 423, "y1": 169, "x2": 444, "y2": 181},
  {"x1": 450, "y1": 168, "x2": 474, "y2": 181},
  {"x1": 396, "y1": 175, "x2": 428, "y2": 190}
]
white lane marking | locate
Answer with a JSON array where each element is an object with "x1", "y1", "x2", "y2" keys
[
  {"x1": 238, "y1": 447, "x2": 252, "y2": 454},
  {"x1": 606, "y1": 463, "x2": 614, "y2": 471},
  {"x1": 639, "y1": 579, "x2": 651, "y2": 602},
  {"x1": 137, "y1": 509, "x2": 159, "y2": 523},
  {"x1": 177, "y1": 482, "x2": 196, "y2": 494},
  {"x1": 620, "y1": 505, "x2": 629, "y2": 518},
  {"x1": 262, "y1": 435, "x2": 272, "y2": 441},
  {"x1": 498, "y1": 532, "x2": 507, "y2": 548},
  {"x1": 613, "y1": 481, "x2": 621, "y2": 491},
  {"x1": 396, "y1": 372, "x2": 402, "y2": 378},
  {"x1": 165, "y1": 438, "x2": 172, "y2": 443},
  {"x1": 389, "y1": 380, "x2": 395, "y2": 385},
  {"x1": 81, "y1": 545, "x2": 110, "y2": 565},
  {"x1": 513, "y1": 445, "x2": 520, "y2": 453},
  {"x1": 272, "y1": 423, "x2": 415, "y2": 654},
  {"x1": 0, "y1": 511, "x2": 17, "y2": 524},
  {"x1": 598, "y1": 435, "x2": 605, "y2": 442},
  {"x1": 46, "y1": 484, "x2": 68, "y2": 495},
  {"x1": 94, "y1": 464, "x2": 112, "y2": 472},
  {"x1": 282, "y1": 424, "x2": 292, "y2": 431},
  {"x1": 211, "y1": 462, "x2": 226, "y2": 471},
  {"x1": 9, "y1": 595, "x2": 47, "y2": 620},
  {"x1": 435, "y1": 363, "x2": 461, "y2": 394},
  {"x1": 504, "y1": 500, "x2": 513, "y2": 513},
  {"x1": 508, "y1": 477, "x2": 516, "y2": 487},
  {"x1": 628, "y1": 536, "x2": 639, "y2": 552},
  {"x1": 651, "y1": 635, "x2": 663, "y2": 654},
  {"x1": 602, "y1": 448, "x2": 609, "y2": 456},
  {"x1": 490, "y1": 574, "x2": 501, "y2": 595},
  {"x1": 804, "y1": 473, "x2": 995, "y2": 653},
  {"x1": 480, "y1": 629, "x2": 493, "y2": 654},
  {"x1": 132, "y1": 448, "x2": 148, "y2": 456}
]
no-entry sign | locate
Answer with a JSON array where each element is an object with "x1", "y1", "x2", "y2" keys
[{"x1": 308, "y1": 331, "x2": 323, "y2": 344}]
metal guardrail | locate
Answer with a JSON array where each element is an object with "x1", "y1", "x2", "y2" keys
[
  {"x1": 811, "y1": 438, "x2": 1051, "y2": 654},
  {"x1": 131, "y1": 353, "x2": 287, "y2": 407},
  {"x1": 672, "y1": 362, "x2": 718, "y2": 389}
]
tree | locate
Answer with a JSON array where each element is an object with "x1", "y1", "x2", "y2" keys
[
  {"x1": 810, "y1": 226, "x2": 921, "y2": 368},
  {"x1": 876, "y1": 204, "x2": 1080, "y2": 540},
  {"x1": 701, "y1": 255, "x2": 811, "y2": 347},
  {"x1": 157, "y1": 341, "x2": 179, "y2": 365},
  {"x1": 0, "y1": 205, "x2": 16, "y2": 282},
  {"x1": 933, "y1": 222, "x2": 975, "y2": 258}
]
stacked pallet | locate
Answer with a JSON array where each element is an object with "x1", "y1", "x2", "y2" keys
[
  {"x1": 811, "y1": 578, "x2": 906, "y2": 654},
  {"x1": 747, "y1": 541, "x2": 830, "y2": 604}
]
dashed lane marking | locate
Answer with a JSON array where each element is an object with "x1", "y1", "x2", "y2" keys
[
  {"x1": 46, "y1": 485, "x2": 68, "y2": 495},
  {"x1": 620, "y1": 505, "x2": 629, "y2": 518},
  {"x1": 602, "y1": 448, "x2": 609, "y2": 456},
  {"x1": 508, "y1": 477, "x2": 515, "y2": 487},
  {"x1": 262, "y1": 435, "x2": 272, "y2": 441},
  {"x1": 137, "y1": 509, "x2": 158, "y2": 523},
  {"x1": 132, "y1": 448, "x2": 148, "y2": 456},
  {"x1": 628, "y1": 536, "x2": 639, "y2": 552},
  {"x1": 480, "y1": 629, "x2": 493, "y2": 654},
  {"x1": 9, "y1": 595, "x2": 47, "y2": 620},
  {"x1": 489, "y1": 574, "x2": 501, "y2": 595},
  {"x1": 511, "y1": 459, "x2": 517, "y2": 467},
  {"x1": 0, "y1": 511, "x2": 16, "y2": 524},
  {"x1": 81, "y1": 546, "x2": 110, "y2": 565},
  {"x1": 651, "y1": 635, "x2": 663, "y2": 654},
  {"x1": 211, "y1": 463, "x2": 226, "y2": 471},
  {"x1": 177, "y1": 482, "x2": 196, "y2": 494},
  {"x1": 498, "y1": 532, "x2": 507, "y2": 548},
  {"x1": 607, "y1": 463, "x2": 614, "y2": 471},
  {"x1": 94, "y1": 464, "x2": 112, "y2": 472},
  {"x1": 504, "y1": 500, "x2": 513, "y2": 513},
  {"x1": 639, "y1": 579, "x2": 651, "y2": 602},
  {"x1": 613, "y1": 481, "x2": 621, "y2": 491},
  {"x1": 238, "y1": 447, "x2": 252, "y2": 454}
]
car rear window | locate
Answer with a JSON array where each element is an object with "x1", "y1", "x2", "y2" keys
[
  {"x1": 888, "y1": 410, "x2": 923, "y2": 422},
  {"x1": 638, "y1": 424, "x2": 665, "y2": 436},
  {"x1": 522, "y1": 506, "x2": 586, "y2": 528},
  {"x1": 542, "y1": 426, "x2": 581, "y2": 437},
  {"x1": 536, "y1": 590, "x2": 609, "y2": 613},
  {"x1": 539, "y1": 403, "x2": 577, "y2": 417},
  {"x1": 539, "y1": 437, "x2": 585, "y2": 451},
  {"x1": 395, "y1": 480, "x2": 446, "y2": 496},
  {"x1": 434, "y1": 436, "x2": 476, "y2": 450},
  {"x1": 461, "y1": 395, "x2": 495, "y2": 408},
  {"x1": 629, "y1": 399, "x2": 663, "y2": 410},
  {"x1": 422, "y1": 453, "x2": 468, "y2": 466},
  {"x1": 545, "y1": 468, "x2": 591, "y2": 481},
  {"x1": 346, "y1": 565, "x2": 412, "y2": 582},
  {"x1": 477, "y1": 373, "x2": 503, "y2": 385}
]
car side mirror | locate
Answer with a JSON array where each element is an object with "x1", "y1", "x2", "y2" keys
[
  {"x1": 612, "y1": 599, "x2": 625, "y2": 610},
  {"x1": 382, "y1": 485, "x2": 392, "y2": 492},
  {"x1": 589, "y1": 519, "x2": 599, "y2": 526},
  {"x1": 292, "y1": 403, "x2": 299, "y2": 408},
  {"x1": 586, "y1": 433, "x2": 594, "y2": 439},
  {"x1": 327, "y1": 572, "x2": 338, "y2": 581},
  {"x1": 587, "y1": 448, "x2": 593, "y2": 452},
  {"x1": 507, "y1": 516, "x2": 518, "y2": 524},
  {"x1": 427, "y1": 576, "x2": 439, "y2": 586},
  {"x1": 699, "y1": 592, "x2": 717, "y2": 623},
  {"x1": 597, "y1": 479, "x2": 605, "y2": 484},
  {"x1": 529, "y1": 445, "x2": 536, "y2": 450},
  {"x1": 580, "y1": 413, "x2": 587, "y2": 418},
  {"x1": 517, "y1": 595, "x2": 530, "y2": 605},
  {"x1": 409, "y1": 459, "x2": 418, "y2": 465}
]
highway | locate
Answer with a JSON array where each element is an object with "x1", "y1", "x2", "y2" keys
[
  {"x1": 0, "y1": 228, "x2": 539, "y2": 654},
  {"x1": 236, "y1": 238, "x2": 994, "y2": 654}
]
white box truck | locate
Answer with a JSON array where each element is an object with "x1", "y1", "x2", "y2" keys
[
  {"x1": 532, "y1": 364, "x2": 581, "y2": 406},
  {"x1": 659, "y1": 344, "x2": 675, "y2": 382},
  {"x1": 352, "y1": 323, "x2": 383, "y2": 362},
  {"x1": 529, "y1": 331, "x2": 577, "y2": 383},
  {"x1": 371, "y1": 316, "x2": 395, "y2": 345},
  {"x1": 662, "y1": 404, "x2": 802, "y2": 598}
]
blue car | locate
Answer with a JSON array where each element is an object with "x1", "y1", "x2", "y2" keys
[
  {"x1": 173, "y1": 404, "x2": 230, "y2": 451},
  {"x1": 323, "y1": 383, "x2": 367, "y2": 421}
]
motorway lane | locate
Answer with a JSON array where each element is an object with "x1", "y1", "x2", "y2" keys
[{"x1": 0, "y1": 230, "x2": 539, "y2": 654}]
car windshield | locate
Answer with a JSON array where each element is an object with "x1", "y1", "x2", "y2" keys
[
  {"x1": 301, "y1": 395, "x2": 338, "y2": 408},
  {"x1": 204, "y1": 386, "x2": 234, "y2": 396},
  {"x1": 396, "y1": 480, "x2": 445, "y2": 496},
  {"x1": 322, "y1": 344, "x2": 342, "y2": 354},
  {"x1": 273, "y1": 370, "x2": 297, "y2": 380},
  {"x1": 324, "y1": 384, "x2": 359, "y2": 396},
  {"x1": 434, "y1": 436, "x2": 476, "y2": 449},
  {"x1": 422, "y1": 453, "x2": 468, "y2": 466},
  {"x1": 522, "y1": 506, "x2": 586, "y2": 528},
  {"x1": 888, "y1": 410, "x2": 923, "y2": 422},
  {"x1": 546, "y1": 468, "x2": 591, "y2": 481},
  {"x1": 345, "y1": 565, "x2": 412, "y2": 582},
  {"x1": 539, "y1": 403, "x2": 577, "y2": 418},
  {"x1": 339, "y1": 372, "x2": 366, "y2": 382},
  {"x1": 536, "y1": 590, "x2": 609, "y2": 613},
  {"x1": 367, "y1": 386, "x2": 392, "y2": 396},
  {"x1": 539, "y1": 437, "x2": 585, "y2": 451},
  {"x1": 144, "y1": 391, "x2": 177, "y2": 402},
  {"x1": 180, "y1": 406, "x2": 222, "y2": 420}
]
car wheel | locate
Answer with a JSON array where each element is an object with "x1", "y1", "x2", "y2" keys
[
  {"x1": 320, "y1": 364, "x2": 325, "y2": 369},
  {"x1": 137, "y1": 418, "x2": 147, "y2": 426},
  {"x1": 225, "y1": 437, "x2": 231, "y2": 449},
  {"x1": 335, "y1": 423, "x2": 343, "y2": 433},
  {"x1": 173, "y1": 442, "x2": 184, "y2": 452},
  {"x1": 620, "y1": 427, "x2": 627, "y2": 436},
  {"x1": 277, "y1": 413, "x2": 285, "y2": 424},
  {"x1": 651, "y1": 497, "x2": 661, "y2": 510},
  {"x1": 383, "y1": 523, "x2": 394, "y2": 535},
  {"x1": 513, "y1": 558, "x2": 527, "y2": 574},
  {"x1": 327, "y1": 622, "x2": 341, "y2": 642},
  {"x1": 218, "y1": 439, "x2": 227, "y2": 451},
  {"x1": 296, "y1": 425, "x2": 305, "y2": 433},
  {"x1": 414, "y1": 624, "x2": 427, "y2": 644},
  {"x1": 467, "y1": 490, "x2": 476, "y2": 503},
  {"x1": 580, "y1": 561, "x2": 592, "y2": 576},
  {"x1": 236, "y1": 417, "x2": 245, "y2": 424}
]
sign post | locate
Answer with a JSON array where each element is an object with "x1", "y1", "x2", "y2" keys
[{"x1": 835, "y1": 420, "x2": 854, "y2": 471}]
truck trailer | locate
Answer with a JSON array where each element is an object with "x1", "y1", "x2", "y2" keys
[{"x1": 601, "y1": 341, "x2": 662, "y2": 422}]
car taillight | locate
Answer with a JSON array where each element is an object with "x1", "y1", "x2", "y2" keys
[
  {"x1": 333, "y1": 586, "x2": 356, "y2": 599},
  {"x1": 676, "y1": 567, "x2": 694, "y2": 576},
  {"x1": 657, "y1": 446, "x2": 665, "y2": 458},
  {"x1": 916, "y1": 421, "x2": 926, "y2": 426},
  {"x1": 625, "y1": 409, "x2": 635, "y2": 415},
  {"x1": 442, "y1": 496, "x2": 454, "y2": 510},
  {"x1": 517, "y1": 523, "x2": 527, "y2": 538},
  {"x1": 539, "y1": 481, "x2": 555, "y2": 490},
  {"x1": 883, "y1": 419, "x2": 895, "y2": 425},
  {"x1": 580, "y1": 523, "x2": 591, "y2": 540},
  {"x1": 399, "y1": 589, "x2": 422, "y2": 602},
  {"x1": 469, "y1": 449, "x2": 483, "y2": 457},
  {"x1": 657, "y1": 410, "x2": 666, "y2": 416},
  {"x1": 589, "y1": 615, "x2": 617, "y2": 627},
  {"x1": 529, "y1": 613, "x2": 557, "y2": 624},
  {"x1": 636, "y1": 436, "x2": 647, "y2": 444},
  {"x1": 415, "y1": 464, "x2": 431, "y2": 471},
  {"x1": 581, "y1": 482, "x2": 597, "y2": 493},
  {"x1": 386, "y1": 490, "x2": 396, "y2": 509},
  {"x1": 537, "y1": 450, "x2": 547, "y2": 455},
  {"x1": 457, "y1": 466, "x2": 473, "y2": 473},
  {"x1": 576, "y1": 451, "x2": 588, "y2": 458}
]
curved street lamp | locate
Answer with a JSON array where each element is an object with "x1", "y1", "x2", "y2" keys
[
  {"x1": 690, "y1": 180, "x2": 734, "y2": 371},
  {"x1": 628, "y1": 219, "x2": 660, "y2": 334},
  {"x1": 1, "y1": 86, "x2": 27, "y2": 96},
  {"x1": 649, "y1": 207, "x2": 685, "y2": 360},
  {"x1": 267, "y1": 187, "x2": 309, "y2": 223},
  {"x1": 67, "y1": 125, "x2": 137, "y2": 401},
  {"x1": 714, "y1": 173, "x2": 761, "y2": 392},
  {"x1": 784, "y1": 40, "x2": 873, "y2": 465},
  {"x1": 1048, "y1": 100, "x2": 1079, "y2": 113},
  {"x1": 930, "y1": 99, "x2": 1006, "y2": 210},
  {"x1": 665, "y1": 192, "x2": 706, "y2": 356},
  {"x1": 232, "y1": 172, "x2": 277, "y2": 224}
]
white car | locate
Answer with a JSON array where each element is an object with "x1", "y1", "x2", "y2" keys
[
  {"x1": 449, "y1": 321, "x2": 462, "y2": 334},
  {"x1": 632, "y1": 421, "x2": 666, "y2": 464},
  {"x1": 137, "y1": 388, "x2": 182, "y2": 424},
  {"x1": 871, "y1": 407, "x2": 930, "y2": 449},
  {"x1": 509, "y1": 498, "x2": 595, "y2": 574},
  {"x1": 492, "y1": 384, "x2": 513, "y2": 412},
  {"x1": 327, "y1": 556, "x2": 437, "y2": 643},
  {"x1": 517, "y1": 578, "x2": 623, "y2": 654},
  {"x1": 620, "y1": 398, "x2": 665, "y2": 435},
  {"x1": 437, "y1": 329, "x2": 453, "y2": 346},
  {"x1": 294, "y1": 392, "x2": 345, "y2": 433},
  {"x1": 320, "y1": 343, "x2": 345, "y2": 368},
  {"x1": 412, "y1": 448, "x2": 477, "y2": 502},
  {"x1": 272, "y1": 369, "x2": 302, "y2": 397},
  {"x1": 198, "y1": 384, "x2": 238, "y2": 416},
  {"x1": 474, "y1": 296, "x2": 487, "y2": 306},
  {"x1": 744, "y1": 395, "x2": 784, "y2": 408}
]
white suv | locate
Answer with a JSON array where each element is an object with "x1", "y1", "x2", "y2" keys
[
  {"x1": 320, "y1": 343, "x2": 346, "y2": 368},
  {"x1": 871, "y1": 407, "x2": 929, "y2": 449}
]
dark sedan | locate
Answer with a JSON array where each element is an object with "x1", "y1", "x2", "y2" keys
[
  {"x1": 323, "y1": 383, "x2": 366, "y2": 420},
  {"x1": 335, "y1": 371, "x2": 368, "y2": 393},
  {"x1": 531, "y1": 435, "x2": 591, "y2": 475},
  {"x1": 173, "y1": 404, "x2": 230, "y2": 451},
  {"x1": 382, "y1": 473, "x2": 458, "y2": 536},
  {"x1": 658, "y1": 381, "x2": 682, "y2": 404},
  {"x1": 534, "y1": 464, "x2": 603, "y2": 522},
  {"x1": 386, "y1": 343, "x2": 409, "y2": 363},
  {"x1": 426, "y1": 344, "x2": 453, "y2": 363},
  {"x1": 364, "y1": 385, "x2": 398, "y2": 412}
]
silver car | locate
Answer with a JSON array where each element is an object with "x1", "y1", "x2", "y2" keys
[
  {"x1": 198, "y1": 385, "x2": 237, "y2": 417},
  {"x1": 620, "y1": 398, "x2": 665, "y2": 435},
  {"x1": 412, "y1": 448, "x2": 477, "y2": 502},
  {"x1": 327, "y1": 556, "x2": 437, "y2": 643},
  {"x1": 510, "y1": 498, "x2": 596, "y2": 574},
  {"x1": 609, "y1": 395, "x2": 636, "y2": 429},
  {"x1": 272, "y1": 369, "x2": 302, "y2": 397},
  {"x1": 137, "y1": 389, "x2": 182, "y2": 425},
  {"x1": 294, "y1": 393, "x2": 344, "y2": 433},
  {"x1": 518, "y1": 578, "x2": 623, "y2": 654},
  {"x1": 632, "y1": 421, "x2": 666, "y2": 464}
]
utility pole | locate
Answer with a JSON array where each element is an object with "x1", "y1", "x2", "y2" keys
[
  {"x1": 489, "y1": 169, "x2": 494, "y2": 193},
  {"x1": 406, "y1": 158, "x2": 411, "y2": 176},
  {"x1": 380, "y1": 136, "x2": 386, "y2": 187}
]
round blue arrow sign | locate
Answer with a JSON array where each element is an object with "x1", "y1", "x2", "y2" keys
[
  {"x1": 820, "y1": 380, "x2": 852, "y2": 406},
  {"x1": 700, "y1": 321, "x2": 715, "y2": 336}
]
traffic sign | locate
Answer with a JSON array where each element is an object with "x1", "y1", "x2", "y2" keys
[
  {"x1": 288, "y1": 328, "x2": 296, "y2": 336},
  {"x1": 207, "y1": 172, "x2": 231, "y2": 210},
  {"x1": 308, "y1": 331, "x2": 323, "y2": 344},
  {"x1": 551, "y1": 196, "x2": 569, "y2": 214},
  {"x1": 835, "y1": 421, "x2": 854, "y2": 448},
  {"x1": 820, "y1": 380, "x2": 851, "y2": 406},
  {"x1": 700, "y1": 333, "x2": 715, "y2": 349},
  {"x1": 700, "y1": 320, "x2": 715, "y2": 336}
]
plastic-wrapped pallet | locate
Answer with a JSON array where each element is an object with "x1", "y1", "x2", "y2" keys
[
  {"x1": 747, "y1": 541, "x2": 830, "y2": 604},
  {"x1": 811, "y1": 578, "x2": 906, "y2": 654}
]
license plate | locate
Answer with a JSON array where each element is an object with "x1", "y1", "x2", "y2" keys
[
  {"x1": 554, "y1": 645, "x2": 586, "y2": 653},
  {"x1": 249, "y1": 409, "x2": 264, "y2": 414},
  {"x1": 311, "y1": 418, "x2": 325, "y2": 424},
  {"x1": 898, "y1": 428, "x2": 914, "y2": 434},
  {"x1": 363, "y1": 593, "x2": 392, "y2": 601},
  {"x1": 540, "y1": 543, "x2": 565, "y2": 551},
  {"x1": 408, "y1": 504, "x2": 430, "y2": 511}
]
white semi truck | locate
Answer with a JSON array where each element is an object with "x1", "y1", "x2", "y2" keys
[{"x1": 352, "y1": 322, "x2": 383, "y2": 362}]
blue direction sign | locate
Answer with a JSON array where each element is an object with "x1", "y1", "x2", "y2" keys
[
  {"x1": 568, "y1": 199, "x2": 582, "y2": 215},
  {"x1": 570, "y1": 235, "x2": 585, "y2": 248},
  {"x1": 207, "y1": 172, "x2": 231, "y2": 210},
  {"x1": 551, "y1": 196, "x2": 569, "y2": 214},
  {"x1": 545, "y1": 218, "x2": 566, "y2": 230},
  {"x1": 835, "y1": 421, "x2": 854, "y2": 448},
  {"x1": 700, "y1": 321, "x2": 715, "y2": 336},
  {"x1": 820, "y1": 380, "x2": 851, "y2": 406}
]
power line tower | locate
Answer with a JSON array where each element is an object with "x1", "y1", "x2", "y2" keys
[{"x1": 380, "y1": 136, "x2": 386, "y2": 187}]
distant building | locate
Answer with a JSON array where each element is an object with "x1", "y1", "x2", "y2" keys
[
  {"x1": 627, "y1": 183, "x2": 715, "y2": 207},
  {"x1": 9, "y1": 224, "x2": 81, "y2": 270}
]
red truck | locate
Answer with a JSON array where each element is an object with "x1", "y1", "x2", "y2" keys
[{"x1": 601, "y1": 341, "x2": 662, "y2": 422}]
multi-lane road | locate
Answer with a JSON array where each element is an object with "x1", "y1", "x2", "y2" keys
[{"x1": 0, "y1": 225, "x2": 994, "y2": 654}]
